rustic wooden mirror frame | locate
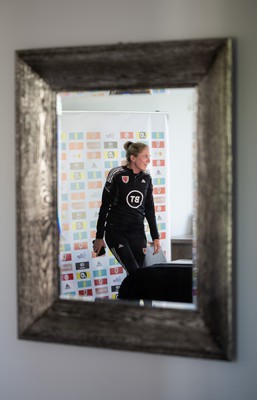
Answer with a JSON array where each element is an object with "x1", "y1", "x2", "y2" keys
[{"x1": 16, "y1": 38, "x2": 234, "y2": 360}]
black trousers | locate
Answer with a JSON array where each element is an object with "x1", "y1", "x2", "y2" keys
[{"x1": 105, "y1": 224, "x2": 147, "y2": 274}]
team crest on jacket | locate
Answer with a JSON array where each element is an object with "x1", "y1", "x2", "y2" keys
[{"x1": 122, "y1": 176, "x2": 129, "y2": 183}]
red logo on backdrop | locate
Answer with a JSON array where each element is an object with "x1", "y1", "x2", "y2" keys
[
  {"x1": 122, "y1": 176, "x2": 129, "y2": 183},
  {"x1": 95, "y1": 287, "x2": 108, "y2": 295},
  {"x1": 153, "y1": 187, "x2": 165, "y2": 195},
  {"x1": 120, "y1": 131, "x2": 133, "y2": 139},
  {"x1": 94, "y1": 278, "x2": 108, "y2": 286},
  {"x1": 110, "y1": 266, "x2": 124, "y2": 275},
  {"x1": 61, "y1": 273, "x2": 74, "y2": 281},
  {"x1": 159, "y1": 232, "x2": 166, "y2": 239},
  {"x1": 62, "y1": 253, "x2": 72, "y2": 262},
  {"x1": 78, "y1": 289, "x2": 93, "y2": 296}
]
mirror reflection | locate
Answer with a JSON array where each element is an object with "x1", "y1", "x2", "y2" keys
[{"x1": 57, "y1": 88, "x2": 197, "y2": 308}]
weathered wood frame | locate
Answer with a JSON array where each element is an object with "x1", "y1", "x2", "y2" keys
[{"x1": 16, "y1": 39, "x2": 234, "y2": 359}]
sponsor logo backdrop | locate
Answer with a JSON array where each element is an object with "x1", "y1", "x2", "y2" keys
[{"x1": 58, "y1": 112, "x2": 170, "y2": 300}]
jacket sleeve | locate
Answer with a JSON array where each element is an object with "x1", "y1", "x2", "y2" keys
[
  {"x1": 95, "y1": 171, "x2": 115, "y2": 239},
  {"x1": 144, "y1": 177, "x2": 159, "y2": 241}
]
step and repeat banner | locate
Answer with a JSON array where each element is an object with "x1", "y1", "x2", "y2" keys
[{"x1": 58, "y1": 111, "x2": 170, "y2": 300}]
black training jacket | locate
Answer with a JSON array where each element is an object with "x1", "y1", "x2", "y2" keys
[{"x1": 96, "y1": 166, "x2": 159, "y2": 240}]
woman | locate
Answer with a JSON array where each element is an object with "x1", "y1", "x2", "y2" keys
[{"x1": 93, "y1": 141, "x2": 160, "y2": 274}]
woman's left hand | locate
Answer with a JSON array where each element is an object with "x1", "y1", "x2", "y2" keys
[{"x1": 153, "y1": 239, "x2": 161, "y2": 255}]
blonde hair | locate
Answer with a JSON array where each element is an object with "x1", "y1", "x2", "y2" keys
[{"x1": 124, "y1": 141, "x2": 148, "y2": 164}]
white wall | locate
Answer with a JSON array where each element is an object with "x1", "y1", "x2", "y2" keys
[
  {"x1": 1, "y1": 1, "x2": 257, "y2": 399},
  {"x1": 61, "y1": 88, "x2": 196, "y2": 236}
]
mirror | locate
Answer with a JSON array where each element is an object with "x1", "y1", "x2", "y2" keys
[
  {"x1": 16, "y1": 39, "x2": 234, "y2": 359},
  {"x1": 57, "y1": 88, "x2": 196, "y2": 305}
]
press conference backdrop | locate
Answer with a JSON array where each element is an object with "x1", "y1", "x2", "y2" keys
[{"x1": 58, "y1": 111, "x2": 170, "y2": 300}]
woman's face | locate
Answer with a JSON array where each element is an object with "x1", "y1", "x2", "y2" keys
[{"x1": 131, "y1": 147, "x2": 151, "y2": 173}]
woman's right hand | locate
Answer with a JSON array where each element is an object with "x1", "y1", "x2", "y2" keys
[{"x1": 93, "y1": 238, "x2": 106, "y2": 256}]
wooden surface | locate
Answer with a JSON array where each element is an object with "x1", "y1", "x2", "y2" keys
[
  {"x1": 24, "y1": 299, "x2": 224, "y2": 359},
  {"x1": 16, "y1": 38, "x2": 234, "y2": 359},
  {"x1": 197, "y1": 41, "x2": 234, "y2": 358},
  {"x1": 16, "y1": 58, "x2": 59, "y2": 334},
  {"x1": 171, "y1": 234, "x2": 193, "y2": 260},
  {"x1": 17, "y1": 39, "x2": 225, "y2": 91}
]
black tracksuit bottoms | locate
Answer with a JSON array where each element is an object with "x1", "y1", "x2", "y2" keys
[{"x1": 105, "y1": 223, "x2": 147, "y2": 274}]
